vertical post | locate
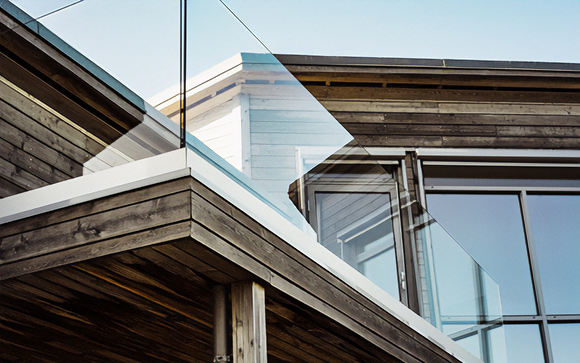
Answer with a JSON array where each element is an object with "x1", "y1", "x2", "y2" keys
[
  {"x1": 231, "y1": 281, "x2": 267, "y2": 363},
  {"x1": 213, "y1": 285, "x2": 229, "y2": 362},
  {"x1": 179, "y1": 0, "x2": 187, "y2": 148}
]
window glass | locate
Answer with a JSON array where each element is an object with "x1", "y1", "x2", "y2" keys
[
  {"x1": 549, "y1": 323, "x2": 580, "y2": 363},
  {"x1": 527, "y1": 194, "x2": 580, "y2": 314},
  {"x1": 504, "y1": 324, "x2": 545, "y2": 363},
  {"x1": 426, "y1": 193, "x2": 536, "y2": 315},
  {"x1": 454, "y1": 334, "x2": 482, "y2": 361},
  {"x1": 428, "y1": 222, "x2": 480, "y2": 317},
  {"x1": 316, "y1": 192, "x2": 399, "y2": 299},
  {"x1": 488, "y1": 325, "x2": 508, "y2": 363}
]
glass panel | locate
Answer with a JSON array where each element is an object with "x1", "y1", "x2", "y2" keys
[
  {"x1": 30, "y1": 0, "x2": 181, "y2": 101},
  {"x1": 8, "y1": 0, "x2": 78, "y2": 19},
  {"x1": 527, "y1": 194, "x2": 580, "y2": 314},
  {"x1": 549, "y1": 323, "x2": 580, "y2": 363},
  {"x1": 488, "y1": 325, "x2": 508, "y2": 363},
  {"x1": 403, "y1": 192, "x2": 505, "y2": 362},
  {"x1": 168, "y1": 1, "x2": 355, "y2": 235},
  {"x1": 315, "y1": 191, "x2": 399, "y2": 299},
  {"x1": 426, "y1": 193, "x2": 537, "y2": 315},
  {"x1": 455, "y1": 334, "x2": 481, "y2": 361},
  {"x1": 504, "y1": 324, "x2": 545, "y2": 363},
  {"x1": 0, "y1": 0, "x2": 181, "y2": 193}
]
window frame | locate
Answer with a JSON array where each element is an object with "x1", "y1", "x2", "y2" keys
[
  {"x1": 304, "y1": 169, "x2": 408, "y2": 304},
  {"x1": 418, "y1": 156, "x2": 580, "y2": 363}
]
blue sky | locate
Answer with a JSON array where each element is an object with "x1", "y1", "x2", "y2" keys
[{"x1": 10, "y1": 0, "x2": 580, "y2": 100}]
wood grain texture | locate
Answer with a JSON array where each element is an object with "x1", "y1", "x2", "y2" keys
[
  {"x1": 0, "y1": 79, "x2": 106, "y2": 156},
  {"x1": 306, "y1": 84, "x2": 580, "y2": 104},
  {"x1": 232, "y1": 281, "x2": 268, "y2": 363},
  {"x1": 0, "y1": 191, "x2": 191, "y2": 264},
  {"x1": 0, "y1": 253, "x2": 215, "y2": 363}
]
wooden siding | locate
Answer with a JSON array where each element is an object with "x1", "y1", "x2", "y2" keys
[
  {"x1": 0, "y1": 77, "x2": 98, "y2": 198},
  {"x1": 284, "y1": 63, "x2": 580, "y2": 150},
  {"x1": 1, "y1": 176, "x2": 463, "y2": 363}
]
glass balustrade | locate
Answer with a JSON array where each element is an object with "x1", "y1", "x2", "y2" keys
[{"x1": 1, "y1": 1, "x2": 507, "y2": 360}]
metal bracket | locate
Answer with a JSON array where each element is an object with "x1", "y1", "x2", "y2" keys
[{"x1": 213, "y1": 354, "x2": 232, "y2": 363}]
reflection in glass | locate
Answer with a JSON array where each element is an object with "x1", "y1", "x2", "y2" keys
[
  {"x1": 315, "y1": 191, "x2": 399, "y2": 299},
  {"x1": 400, "y1": 190, "x2": 504, "y2": 361},
  {"x1": 527, "y1": 194, "x2": 580, "y2": 314},
  {"x1": 549, "y1": 323, "x2": 580, "y2": 363},
  {"x1": 504, "y1": 325, "x2": 544, "y2": 363},
  {"x1": 426, "y1": 193, "x2": 537, "y2": 315}
]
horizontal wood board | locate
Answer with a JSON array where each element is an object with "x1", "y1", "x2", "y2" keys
[{"x1": 284, "y1": 63, "x2": 580, "y2": 150}]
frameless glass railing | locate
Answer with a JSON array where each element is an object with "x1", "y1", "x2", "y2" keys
[
  {"x1": 398, "y1": 190, "x2": 505, "y2": 361},
  {"x1": 1, "y1": 1, "x2": 506, "y2": 360}
]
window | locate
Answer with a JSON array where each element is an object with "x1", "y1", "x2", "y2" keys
[
  {"x1": 303, "y1": 163, "x2": 404, "y2": 301},
  {"x1": 422, "y1": 161, "x2": 580, "y2": 363}
]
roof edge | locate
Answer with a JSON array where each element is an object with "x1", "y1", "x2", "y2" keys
[{"x1": 276, "y1": 54, "x2": 580, "y2": 72}]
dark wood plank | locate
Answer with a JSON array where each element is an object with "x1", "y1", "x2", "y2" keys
[
  {"x1": 344, "y1": 123, "x2": 497, "y2": 137},
  {"x1": 1, "y1": 264, "x2": 213, "y2": 363},
  {"x1": 286, "y1": 65, "x2": 580, "y2": 89},
  {"x1": 266, "y1": 294, "x2": 400, "y2": 363},
  {"x1": 0, "y1": 79, "x2": 106, "y2": 156},
  {"x1": 357, "y1": 112, "x2": 580, "y2": 127},
  {"x1": 320, "y1": 99, "x2": 580, "y2": 115},
  {"x1": 0, "y1": 155, "x2": 48, "y2": 190},
  {"x1": 0, "y1": 51, "x2": 126, "y2": 145},
  {"x1": 0, "y1": 97, "x2": 93, "y2": 162},
  {"x1": 74, "y1": 254, "x2": 214, "y2": 329},
  {"x1": 305, "y1": 85, "x2": 580, "y2": 103},
  {"x1": 0, "y1": 135, "x2": 71, "y2": 185},
  {"x1": 0, "y1": 115, "x2": 83, "y2": 177},
  {"x1": 153, "y1": 243, "x2": 236, "y2": 285},
  {"x1": 0, "y1": 222, "x2": 191, "y2": 280},
  {"x1": 0, "y1": 177, "x2": 192, "y2": 238},
  {"x1": 0, "y1": 191, "x2": 191, "y2": 264},
  {"x1": 440, "y1": 136, "x2": 580, "y2": 149},
  {"x1": 0, "y1": 175, "x2": 26, "y2": 197}
]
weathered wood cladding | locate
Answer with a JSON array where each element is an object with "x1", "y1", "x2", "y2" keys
[
  {"x1": 282, "y1": 60, "x2": 580, "y2": 150},
  {"x1": 0, "y1": 78, "x2": 93, "y2": 197},
  {"x1": 1, "y1": 249, "x2": 216, "y2": 363},
  {"x1": 1, "y1": 176, "x2": 462, "y2": 362}
]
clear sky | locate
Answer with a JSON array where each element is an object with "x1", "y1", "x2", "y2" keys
[{"x1": 10, "y1": 0, "x2": 580, "y2": 100}]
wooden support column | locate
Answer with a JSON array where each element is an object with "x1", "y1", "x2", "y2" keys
[{"x1": 231, "y1": 281, "x2": 267, "y2": 363}]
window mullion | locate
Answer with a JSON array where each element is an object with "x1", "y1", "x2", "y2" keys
[{"x1": 520, "y1": 190, "x2": 554, "y2": 363}]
